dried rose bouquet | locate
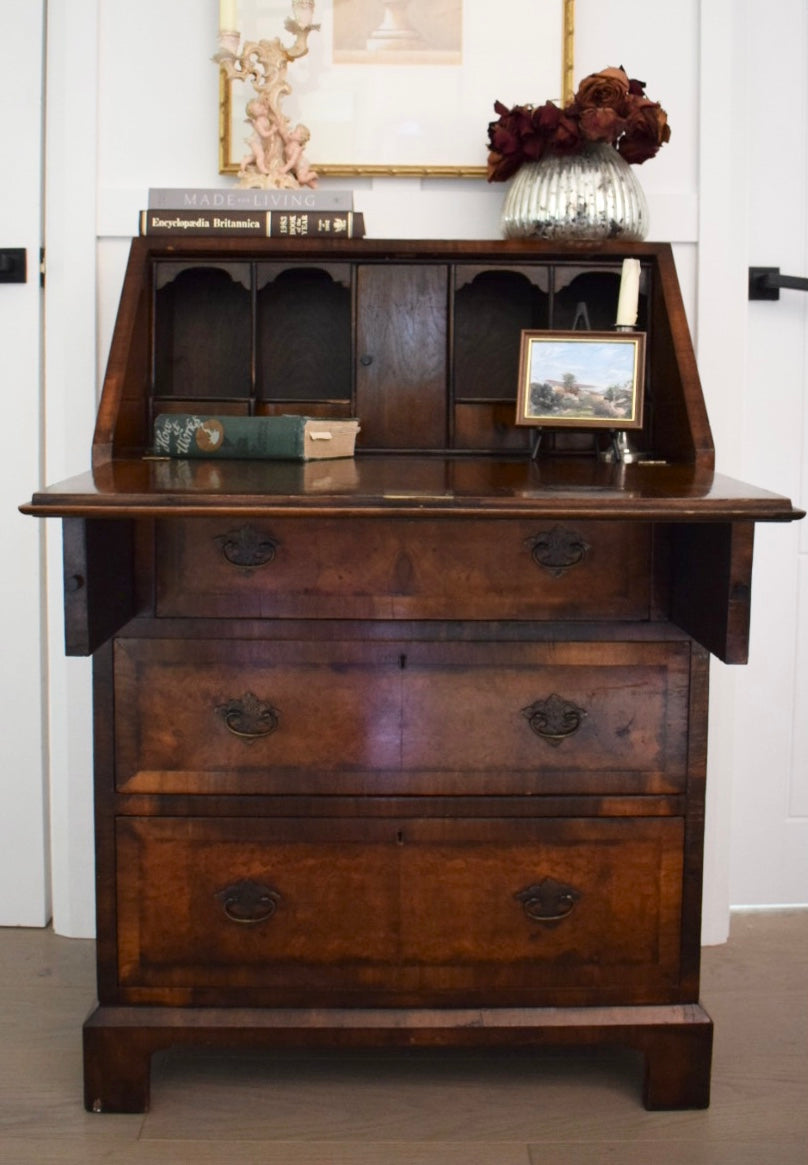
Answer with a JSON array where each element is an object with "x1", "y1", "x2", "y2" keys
[{"x1": 486, "y1": 66, "x2": 670, "y2": 182}]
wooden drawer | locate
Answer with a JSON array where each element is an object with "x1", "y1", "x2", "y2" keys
[
  {"x1": 115, "y1": 815, "x2": 685, "y2": 1007},
  {"x1": 114, "y1": 636, "x2": 692, "y2": 796},
  {"x1": 154, "y1": 517, "x2": 651, "y2": 621}
]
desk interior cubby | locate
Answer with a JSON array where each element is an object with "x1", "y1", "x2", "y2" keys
[
  {"x1": 451, "y1": 262, "x2": 651, "y2": 453},
  {"x1": 152, "y1": 261, "x2": 353, "y2": 417},
  {"x1": 145, "y1": 249, "x2": 660, "y2": 458},
  {"x1": 96, "y1": 240, "x2": 709, "y2": 468}
]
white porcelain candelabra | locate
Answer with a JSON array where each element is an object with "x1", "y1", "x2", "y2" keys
[{"x1": 215, "y1": 0, "x2": 320, "y2": 189}]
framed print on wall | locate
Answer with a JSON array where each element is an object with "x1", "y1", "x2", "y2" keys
[
  {"x1": 219, "y1": 1, "x2": 574, "y2": 177},
  {"x1": 516, "y1": 331, "x2": 646, "y2": 430}
]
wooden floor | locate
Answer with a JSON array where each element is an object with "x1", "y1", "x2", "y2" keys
[{"x1": 0, "y1": 910, "x2": 805, "y2": 1164}]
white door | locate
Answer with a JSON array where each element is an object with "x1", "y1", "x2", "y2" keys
[
  {"x1": 40, "y1": 0, "x2": 100, "y2": 938},
  {"x1": 0, "y1": 4, "x2": 49, "y2": 925},
  {"x1": 728, "y1": 0, "x2": 808, "y2": 907},
  {"x1": 0, "y1": 0, "x2": 98, "y2": 933}
]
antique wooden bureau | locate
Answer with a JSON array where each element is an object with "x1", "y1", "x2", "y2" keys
[{"x1": 22, "y1": 237, "x2": 802, "y2": 1112}]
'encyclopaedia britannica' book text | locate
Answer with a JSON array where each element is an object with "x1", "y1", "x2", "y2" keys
[{"x1": 139, "y1": 209, "x2": 365, "y2": 238}]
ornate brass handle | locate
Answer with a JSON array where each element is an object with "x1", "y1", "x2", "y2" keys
[
  {"x1": 515, "y1": 877, "x2": 582, "y2": 924},
  {"x1": 522, "y1": 693, "x2": 587, "y2": 746},
  {"x1": 215, "y1": 879, "x2": 281, "y2": 925},
  {"x1": 527, "y1": 525, "x2": 590, "y2": 576},
  {"x1": 216, "y1": 692, "x2": 279, "y2": 740},
  {"x1": 214, "y1": 524, "x2": 277, "y2": 568}
]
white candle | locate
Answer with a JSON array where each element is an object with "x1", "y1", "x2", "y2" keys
[
  {"x1": 293, "y1": 0, "x2": 315, "y2": 28},
  {"x1": 220, "y1": 0, "x2": 238, "y2": 32},
  {"x1": 615, "y1": 258, "x2": 641, "y2": 328}
]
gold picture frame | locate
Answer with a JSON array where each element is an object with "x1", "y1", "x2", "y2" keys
[
  {"x1": 219, "y1": 1, "x2": 575, "y2": 178},
  {"x1": 516, "y1": 330, "x2": 646, "y2": 431}
]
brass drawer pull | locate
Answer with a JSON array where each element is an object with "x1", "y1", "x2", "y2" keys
[
  {"x1": 216, "y1": 692, "x2": 279, "y2": 740},
  {"x1": 214, "y1": 525, "x2": 278, "y2": 568},
  {"x1": 522, "y1": 693, "x2": 587, "y2": 746},
  {"x1": 527, "y1": 526, "x2": 590, "y2": 576},
  {"x1": 215, "y1": 879, "x2": 281, "y2": 925},
  {"x1": 515, "y1": 877, "x2": 582, "y2": 924}
]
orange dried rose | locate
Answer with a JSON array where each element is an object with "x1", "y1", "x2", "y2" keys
[{"x1": 574, "y1": 67, "x2": 630, "y2": 113}]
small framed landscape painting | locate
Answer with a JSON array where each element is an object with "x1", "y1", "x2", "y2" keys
[{"x1": 516, "y1": 331, "x2": 646, "y2": 430}]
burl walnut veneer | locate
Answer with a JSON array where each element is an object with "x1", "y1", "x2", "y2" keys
[{"x1": 22, "y1": 238, "x2": 803, "y2": 1112}]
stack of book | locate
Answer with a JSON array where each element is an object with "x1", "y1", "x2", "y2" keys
[{"x1": 140, "y1": 187, "x2": 365, "y2": 238}]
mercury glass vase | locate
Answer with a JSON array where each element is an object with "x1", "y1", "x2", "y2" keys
[{"x1": 500, "y1": 142, "x2": 649, "y2": 242}]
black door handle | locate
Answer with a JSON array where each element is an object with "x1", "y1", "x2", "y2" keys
[
  {"x1": 0, "y1": 248, "x2": 26, "y2": 283},
  {"x1": 749, "y1": 267, "x2": 808, "y2": 300}
]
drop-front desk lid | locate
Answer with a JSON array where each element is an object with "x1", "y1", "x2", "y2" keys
[{"x1": 20, "y1": 454, "x2": 805, "y2": 522}]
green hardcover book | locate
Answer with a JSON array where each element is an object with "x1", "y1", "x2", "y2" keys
[{"x1": 152, "y1": 414, "x2": 360, "y2": 461}]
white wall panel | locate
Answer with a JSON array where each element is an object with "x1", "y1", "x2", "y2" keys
[{"x1": 792, "y1": 556, "x2": 808, "y2": 818}]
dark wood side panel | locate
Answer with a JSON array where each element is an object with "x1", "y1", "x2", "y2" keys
[
  {"x1": 63, "y1": 518, "x2": 137, "y2": 656},
  {"x1": 92, "y1": 641, "x2": 122, "y2": 1004},
  {"x1": 92, "y1": 243, "x2": 151, "y2": 463},
  {"x1": 649, "y1": 248, "x2": 714, "y2": 468},
  {"x1": 669, "y1": 522, "x2": 754, "y2": 664},
  {"x1": 678, "y1": 641, "x2": 710, "y2": 998}
]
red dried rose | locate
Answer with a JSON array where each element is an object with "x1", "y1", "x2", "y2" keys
[
  {"x1": 552, "y1": 111, "x2": 583, "y2": 153},
  {"x1": 533, "y1": 100, "x2": 562, "y2": 135},
  {"x1": 486, "y1": 149, "x2": 523, "y2": 182},
  {"x1": 618, "y1": 98, "x2": 671, "y2": 164},
  {"x1": 578, "y1": 106, "x2": 626, "y2": 143}
]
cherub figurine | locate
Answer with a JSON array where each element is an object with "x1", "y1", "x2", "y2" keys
[
  {"x1": 215, "y1": 9, "x2": 321, "y2": 190},
  {"x1": 279, "y1": 123, "x2": 318, "y2": 188},
  {"x1": 239, "y1": 98, "x2": 278, "y2": 178}
]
